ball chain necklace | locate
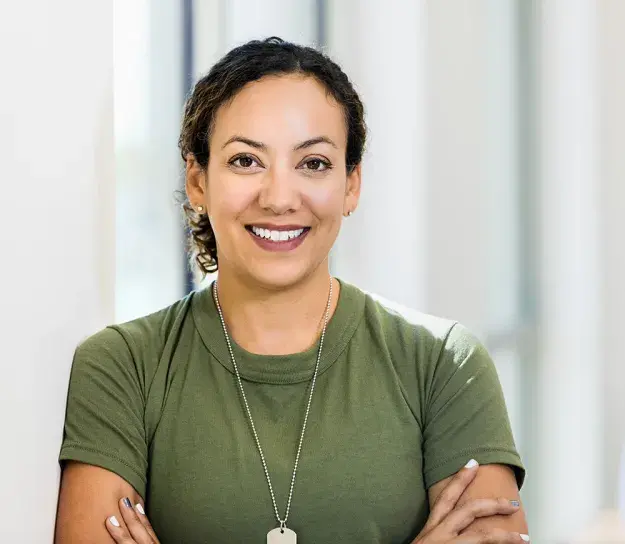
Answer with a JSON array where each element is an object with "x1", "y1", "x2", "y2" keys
[{"x1": 212, "y1": 277, "x2": 334, "y2": 544}]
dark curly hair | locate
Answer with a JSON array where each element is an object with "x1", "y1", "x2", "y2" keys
[{"x1": 179, "y1": 36, "x2": 367, "y2": 276}]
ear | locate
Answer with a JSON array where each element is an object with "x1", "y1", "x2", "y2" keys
[
  {"x1": 185, "y1": 154, "x2": 208, "y2": 209},
  {"x1": 343, "y1": 163, "x2": 362, "y2": 216}
]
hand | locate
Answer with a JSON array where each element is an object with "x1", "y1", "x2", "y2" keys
[
  {"x1": 106, "y1": 497, "x2": 160, "y2": 543},
  {"x1": 414, "y1": 461, "x2": 530, "y2": 544}
]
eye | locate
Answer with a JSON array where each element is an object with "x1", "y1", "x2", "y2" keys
[
  {"x1": 301, "y1": 158, "x2": 332, "y2": 172},
  {"x1": 228, "y1": 154, "x2": 261, "y2": 169}
]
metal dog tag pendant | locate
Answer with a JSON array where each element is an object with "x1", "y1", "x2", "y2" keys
[{"x1": 267, "y1": 527, "x2": 297, "y2": 544}]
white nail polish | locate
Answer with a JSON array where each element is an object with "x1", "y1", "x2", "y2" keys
[
  {"x1": 520, "y1": 534, "x2": 530, "y2": 542},
  {"x1": 136, "y1": 503, "x2": 145, "y2": 515},
  {"x1": 109, "y1": 516, "x2": 120, "y2": 527},
  {"x1": 464, "y1": 459, "x2": 479, "y2": 469}
]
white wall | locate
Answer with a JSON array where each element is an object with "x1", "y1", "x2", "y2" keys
[
  {"x1": 328, "y1": 0, "x2": 427, "y2": 310},
  {"x1": 534, "y1": 1, "x2": 602, "y2": 539},
  {"x1": 224, "y1": 0, "x2": 317, "y2": 50},
  {"x1": 598, "y1": 0, "x2": 625, "y2": 515},
  {"x1": 115, "y1": 0, "x2": 185, "y2": 322},
  {"x1": 0, "y1": 0, "x2": 115, "y2": 540}
]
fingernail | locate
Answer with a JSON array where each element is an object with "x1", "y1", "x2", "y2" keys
[
  {"x1": 122, "y1": 497, "x2": 132, "y2": 509},
  {"x1": 110, "y1": 516, "x2": 120, "y2": 527},
  {"x1": 510, "y1": 500, "x2": 520, "y2": 507},
  {"x1": 464, "y1": 459, "x2": 479, "y2": 469},
  {"x1": 136, "y1": 503, "x2": 145, "y2": 515},
  {"x1": 520, "y1": 535, "x2": 530, "y2": 542}
]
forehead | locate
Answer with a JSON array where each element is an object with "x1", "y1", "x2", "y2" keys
[{"x1": 211, "y1": 74, "x2": 347, "y2": 148}]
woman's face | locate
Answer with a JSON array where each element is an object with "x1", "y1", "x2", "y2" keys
[{"x1": 187, "y1": 74, "x2": 361, "y2": 289}]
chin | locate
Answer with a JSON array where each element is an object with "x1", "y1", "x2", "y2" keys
[{"x1": 245, "y1": 261, "x2": 318, "y2": 291}]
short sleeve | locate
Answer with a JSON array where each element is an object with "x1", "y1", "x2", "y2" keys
[
  {"x1": 59, "y1": 326, "x2": 148, "y2": 498},
  {"x1": 422, "y1": 323, "x2": 525, "y2": 490}
]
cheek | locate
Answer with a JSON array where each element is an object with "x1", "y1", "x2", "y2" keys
[
  {"x1": 303, "y1": 183, "x2": 345, "y2": 218},
  {"x1": 208, "y1": 177, "x2": 256, "y2": 221}
]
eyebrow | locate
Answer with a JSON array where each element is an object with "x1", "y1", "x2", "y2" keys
[{"x1": 221, "y1": 135, "x2": 338, "y2": 151}]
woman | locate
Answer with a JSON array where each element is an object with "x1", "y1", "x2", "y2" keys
[{"x1": 55, "y1": 37, "x2": 529, "y2": 543}]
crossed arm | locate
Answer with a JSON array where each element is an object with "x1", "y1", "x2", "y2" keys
[
  {"x1": 427, "y1": 463, "x2": 528, "y2": 537},
  {"x1": 55, "y1": 461, "x2": 527, "y2": 543}
]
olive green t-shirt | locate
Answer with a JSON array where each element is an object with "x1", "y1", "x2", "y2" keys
[{"x1": 59, "y1": 279, "x2": 524, "y2": 544}]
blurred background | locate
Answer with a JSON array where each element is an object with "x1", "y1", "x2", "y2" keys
[{"x1": 1, "y1": 0, "x2": 624, "y2": 542}]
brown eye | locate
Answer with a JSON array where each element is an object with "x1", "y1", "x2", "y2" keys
[
  {"x1": 232, "y1": 156, "x2": 256, "y2": 168},
  {"x1": 303, "y1": 158, "x2": 331, "y2": 172}
]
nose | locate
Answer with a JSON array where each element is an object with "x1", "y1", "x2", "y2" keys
[{"x1": 257, "y1": 164, "x2": 301, "y2": 215}]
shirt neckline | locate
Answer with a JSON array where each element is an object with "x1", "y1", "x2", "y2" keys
[{"x1": 191, "y1": 277, "x2": 365, "y2": 384}]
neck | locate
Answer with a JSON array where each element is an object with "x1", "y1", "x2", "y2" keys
[{"x1": 213, "y1": 265, "x2": 339, "y2": 356}]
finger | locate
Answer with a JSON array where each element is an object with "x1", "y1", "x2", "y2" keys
[
  {"x1": 134, "y1": 502, "x2": 160, "y2": 542},
  {"x1": 448, "y1": 529, "x2": 529, "y2": 544},
  {"x1": 118, "y1": 497, "x2": 155, "y2": 543},
  {"x1": 459, "y1": 529, "x2": 530, "y2": 544},
  {"x1": 479, "y1": 531, "x2": 530, "y2": 544},
  {"x1": 106, "y1": 515, "x2": 135, "y2": 543},
  {"x1": 443, "y1": 497, "x2": 521, "y2": 535},
  {"x1": 422, "y1": 459, "x2": 480, "y2": 532}
]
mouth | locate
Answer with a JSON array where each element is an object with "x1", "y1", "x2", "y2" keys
[
  {"x1": 245, "y1": 224, "x2": 311, "y2": 252},
  {"x1": 245, "y1": 225, "x2": 311, "y2": 242}
]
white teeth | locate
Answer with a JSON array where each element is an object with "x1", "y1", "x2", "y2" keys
[{"x1": 251, "y1": 226, "x2": 305, "y2": 241}]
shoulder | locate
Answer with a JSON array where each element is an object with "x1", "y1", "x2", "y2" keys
[
  {"x1": 352, "y1": 285, "x2": 490, "y2": 385},
  {"x1": 84, "y1": 292, "x2": 193, "y2": 346},
  {"x1": 73, "y1": 293, "x2": 196, "y2": 377},
  {"x1": 358, "y1": 287, "x2": 462, "y2": 357},
  {"x1": 108, "y1": 293, "x2": 195, "y2": 353}
]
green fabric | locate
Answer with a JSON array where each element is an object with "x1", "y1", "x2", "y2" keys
[{"x1": 59, "y1": 279, "x2": 524, "y2": 544}]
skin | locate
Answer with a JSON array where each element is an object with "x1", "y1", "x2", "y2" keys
[
  {"x1": 54, "y1": 74, "x2": 529, "y2": 542},
  {"x1": 55, "y1": 462, "x2": 144, "y2": 542},
  {"x1": 427, "y1": 465, "x2": 529, "y2": 540}
]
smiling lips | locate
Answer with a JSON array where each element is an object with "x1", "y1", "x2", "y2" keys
[{"x1": 246, "y1": 224, "x2": 311, "y2": 252}]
